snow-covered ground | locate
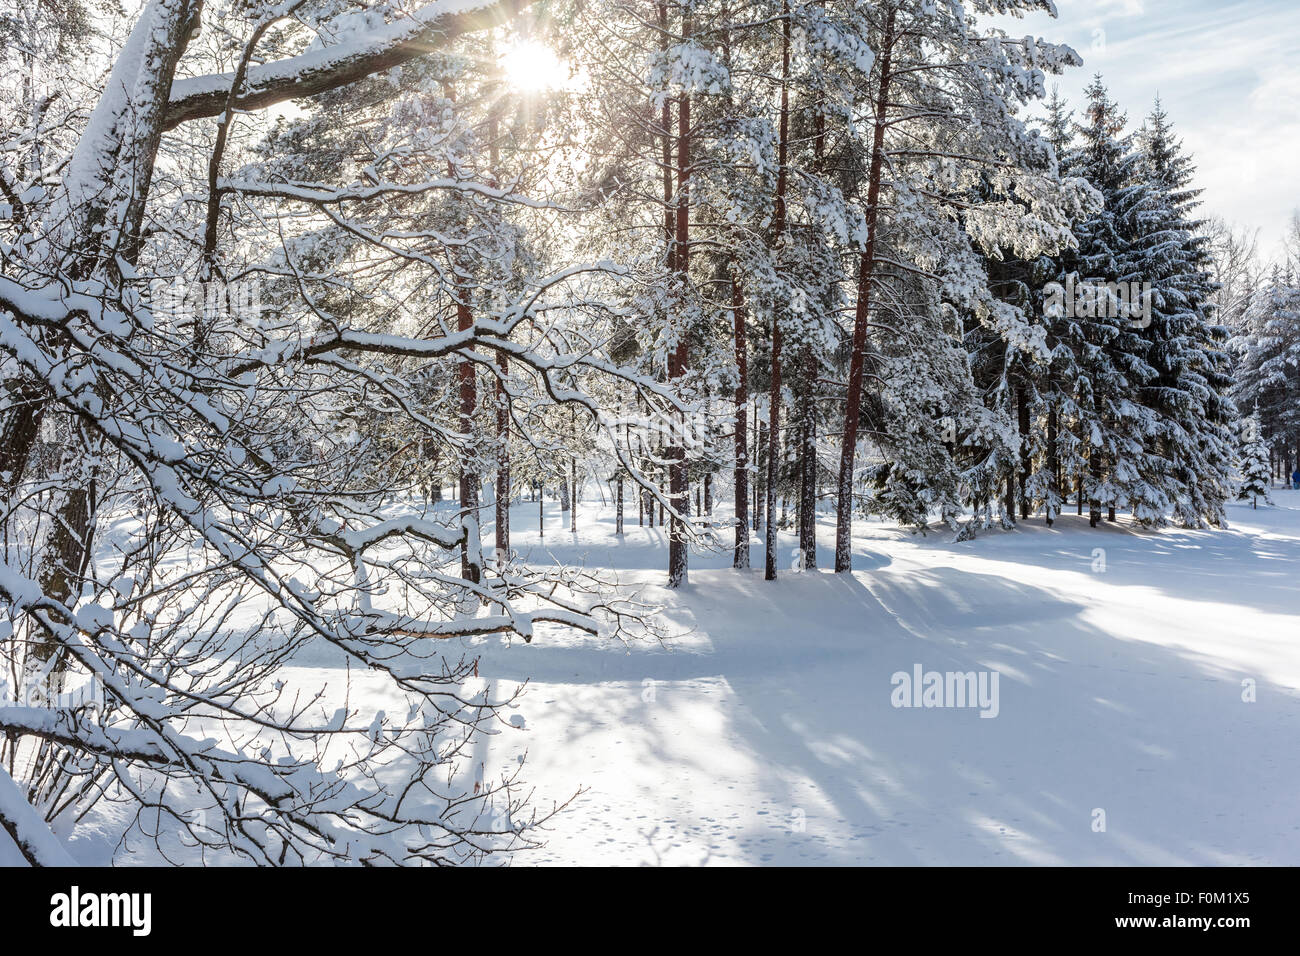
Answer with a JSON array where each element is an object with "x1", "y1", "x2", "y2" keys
[{"x1": 68, "y1": 492, "x2": 1300, "y2": 865}]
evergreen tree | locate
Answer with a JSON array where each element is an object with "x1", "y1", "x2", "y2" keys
[
  {"x1": 1237, "y1": 410, "x2": 1272, "y2": 508},
  {"x1": 827, "y1": 0, "x2": 1086, "y2": 557},
  {"x1": 1131, "y1": 99, "x2": 1236, "y2": 527},
  {"x1": 1061, "y1": 76, "x2": 1164, "y2": 526},
  {"x1": 1234, "y1": 271, "x2": 1300, "y2": 479},
  {"x1": 1018, "y1": 88, "x2": 1095, "y2": 525}
]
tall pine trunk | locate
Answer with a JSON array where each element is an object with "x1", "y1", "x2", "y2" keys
[
  {"x1": 764, "y1": 0, "x2": 791, "y2": 582},
  {"x1": 755, "y1": 416, "x2": 767, "y2": 535},
  {"x1": 753, "y1": 400, "x2": 761, "y2": 531},
  {"x1": 494, "y1": 353, "x2": 509, "y2": 560},
  {"x1": 1046, "y1": 404, "x2": 1058, "y2": 526},
  {"x1": 666, "y1": 12, "x2": 692, "y2": 588},
  {"x1": 834, "y1": 6, "x2": 896, "y2": 572},
  {"x1": 570, "y1": 457, "x2": 578, "y2": 533},
  {"x1": 1089, "y1": 450, "x2": 1101, "y2": 528},
  {"x1": 732, "y1": 271, "x2": 750, "y2": 568},
  {"x1": 1017, "y1": 383, "x2": 1030, "y2": 520},
  {"x1": 490, "y1": 118, "x2": 509, "y2": 562},
  {"x1": 798, "y1": 352, "x2": 817, "y2": 569},
  {"x1": 799, "y1": 68, "x2": 825, "y2": 572},
  {"x1": 722, "y1": 22, "x2": 749, "y2": 570},
  {"x1": 457, "y1": 280, "x2": 480, "y2": 583}
]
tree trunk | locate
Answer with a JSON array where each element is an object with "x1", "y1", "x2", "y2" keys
[
  {"x1": 801, "y1": 26, "x2": 826, "y2": 572},
  {"x1": 457, "y1": 282, "x2": 480, "y2": 583},
  {"x1": 765, "y1": 342, "x2": 781, "y2": 582},
  {"x1": 1089, "y1": 451, "x2": 1101, "y2": 528},
  {"x1": 666, "y1": 18, "x2": 692, "y2": 589},
  {"x1": 616, "y1": 472, "x2": 624, "y2": 535},
  {"x1": 834, "y1": 6, "x2": 896, "y2": 572},
  {"x1": 489, "y1": 115, "x2": 509, "y2": 561},
  {"x1": 731, "y1": 280, "x2": 749, "y2": 568},
  {"x1": 570, "y1": 458, "x2": 578, "y2": 533},
  {"x1": 755, "y1": 416, "x2": 767, "y2": 535},
  {"x1": 33, "y1": 425, "x2": 100, "y2": 667},
  {"x1": 798, "y1": 352, "x2": 817, "y2": 569},
  {"x1": 764, "y1": 0, "x2": 791, "y2": 583},
  {"x1": 25, "y1": 0, "x2": 204, "y2": 675},
  {"x1": 720, "y1": 11, "x2": 747, "y2": 570},
  {"x1": 494, "y1": 350, "x2": 510, "y2": 560},
  {"x1": 1017, "y1": 383, "x2": 1030, "y2": 520},
  {"x1": 0, "y1": 380, "x2": 47, "y2": 502},
  {"x1": 753, "y1": 400, "x2": 761, "y2": 531},
  {"x1": 1046, "y1": 405, "x2": 1058, "y2": 526}
]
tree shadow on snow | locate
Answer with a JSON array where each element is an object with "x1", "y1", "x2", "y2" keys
[{"x1": 691, "y1": 566, "x2": 1300, "y2": 865}]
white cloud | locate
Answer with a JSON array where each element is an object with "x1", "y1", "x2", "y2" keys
[{"x1": 995, "y1": 0, "x2": 1300, "y2": 262}]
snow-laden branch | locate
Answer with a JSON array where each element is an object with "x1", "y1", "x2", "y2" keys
[
  {"x1": 0, "y1": 765, "x2": 78, "y2": 866},
  {"x1": 220, "y1": 177, "x2": 556, "y2": 209},
  {"x1": 164, "y1": 0, "x2": 541, "y2": 129}
]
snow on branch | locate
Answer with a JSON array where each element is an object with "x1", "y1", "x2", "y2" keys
[
  {"x1": 0, "y1": 765, "x2": 78, "y2": 867},
  {"x1": 164, "y1": 0, "x2": 542, "y2": 129}
]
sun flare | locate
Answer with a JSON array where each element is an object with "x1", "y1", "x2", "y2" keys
[{"x1": 502, "y1": 39, "x2": 569, "y2": 93}]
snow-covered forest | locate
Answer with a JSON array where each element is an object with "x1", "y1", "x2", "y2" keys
[{"x1": 1, "y1": 0, "x2": 1297, "y2": 868}]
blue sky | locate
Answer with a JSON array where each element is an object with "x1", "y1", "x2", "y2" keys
[{"x1": 996, "y1": 0, "x2": 1300, "y2": 260}]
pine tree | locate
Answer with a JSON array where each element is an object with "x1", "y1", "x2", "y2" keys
[
  {"x1": 1234, "y1": 271, "x2": 1300, "y2": 479},
  {"x1": 828, "y1": 0, "x2": 1086, "y2": 559},
  {"x1": 1132, "y1": 99, "x2": 1236, "y2": 527},
  {"x1": 1058, "y1": 76, "x2": 1165, "y2": 527},
  {"x1": 1237, "y1": 411, "x2": 1272, "y2": 508},
  {"x1": 1022, "y1": 88, "x2": 1093, "y2": 527}
]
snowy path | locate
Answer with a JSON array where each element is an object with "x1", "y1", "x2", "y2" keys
[{"x1": 462, "y1": 497, "x2": 1300, "y2": 865}]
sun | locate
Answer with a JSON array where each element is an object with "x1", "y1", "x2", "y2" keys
[{"x1": 502, "y1": 39, "x2": 569, "y2": 93}]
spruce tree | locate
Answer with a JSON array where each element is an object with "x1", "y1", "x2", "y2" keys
[
  {"x1": 1234, "y1": 271, "x2": 1300, "y2": 478},
  {"x1": 1132, "y1": 99, "x2": 1236, "y2": 527},
  {"x1": 1237, "y1": 411, "x2": 1272, "y2": 508},
  {"x1": 1063, "y1": 76, "x2": 1163, "y2": 526}
]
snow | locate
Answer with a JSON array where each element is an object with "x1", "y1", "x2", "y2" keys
[
  {"x1": 6, "y1": 0, "x2": 1289, "y2": 871},
  {"x1": 84, "y1": 491, "x2": 1292, "y2": 866},
  {"x1": 168, "y1": 0, "x2": 516, "y2": 104},
  {"x1": 0, "y1": 765, "x2": 78, "y2": 866}
]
